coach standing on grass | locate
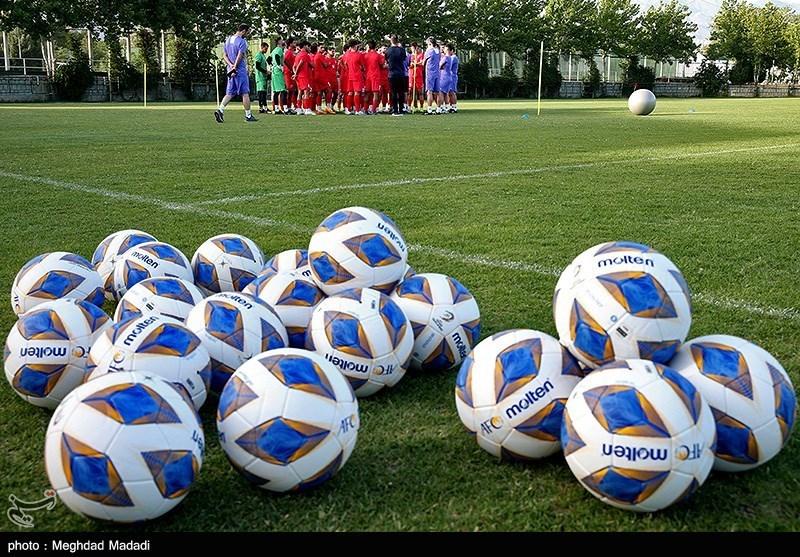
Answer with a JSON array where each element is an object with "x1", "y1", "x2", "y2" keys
[
  {"x1": 214, "y1": 23, "x2": 258, "y2": 124},
  {"x1": 385, "y1": 35, "x2": 407, "y2": 116}
]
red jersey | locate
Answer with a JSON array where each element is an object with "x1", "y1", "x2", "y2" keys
[
  {"x1": 294, "y1": 50, "x2": 311, "y2": 80},
  {"x1": 312, "y1": 52, "x2": 326, "y2": 82},
  {"x1": 326, "y1": 55, "x2": 338, "y2": 83},
  {"x1": 410, "y1": 52, "x2": 424, "y2": 87},
  {"x1": 343, "y1": 50, "x2": 365, "y2": 83},
  {"x1": 364, "y1": 50, "x2": 383, "y2": 80},
  {"x1": 284, "y1": 48, "x2": 296, "y2": 75}
]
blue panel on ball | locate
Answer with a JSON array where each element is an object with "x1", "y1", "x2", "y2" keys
[
  {"x1": 36, "y1": 271, "x2": 84, "y2": 298},
  {"x1": 331, "y1": 318, "x2": 361, "y2": 349},
  {"x1": 637, "y1": 340, "x2": 680, "y2": 364},
  {"x1": 124, "y1": 261, "x2": 150, "y2": 288},
  {"x1": 295, "y1": 452, "x2": 343, "y2": 491},
  {"x1": 149, "y1": 244, "x2": 184, "y2": 266},
  {"x1": 71, "y1": 454, "x2": 112, "y2": 495},
  {"x1": 698, "y1": 344, "x2": 742, "y2": 380},
  {"x1": 498, "y1": 344, "x2": 539, "y2": 383},
  {"x1": 311, "y1": 254, "x2": 337, "y2": 283},
  {"x1": 83, "y1": 383, "x2": 181, "y2": 425},
  {"x1": 20, "y1": 311, "x2": 69, "y2": 340},
  {"x1": 591, "y1": 467, "x2": 668, "y2": 504},
  {"x1": 598, "y1": 389, "x2": 670, "y2": 437},
  {"x1": 217, "y1": 237, "x2": 248, "y2": 256},
  {"x1": 60, "y1": 253, "x2": 93, "y2": 269},
  {"x1": 257, "y1": 419, "x2": 317, "y2": 464},
  {"x1": 357, "y1": 234, "x2": 397, "y2": 266}
]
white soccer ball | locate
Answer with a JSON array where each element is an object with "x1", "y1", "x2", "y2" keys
[
  {"x1": 191, "y1": 234, "x2": 265, "y2": 295},
  {"x1": 4, "y1": 299, "x2": 111, "y2": 409},
  {"x1": 308, "y1": 207, "x2": 408, "y2": 296},
  {"x1": 112, "y1": 241, "x2": 193, "y2": 299},
  {"x1": 85, "y1": 314, "x2": 211, "y2": 410},
  {"x1": 185, "y1": 292, "x2": 288, "y2": 393},
  {"x1": 391, "y1": 273, "x2": 481, "y2": 371},
  {"x1": 217, "y1": 348, "x2": 359, "y2": 492},
  {"x1": 11, "y1": 252, "x2": 105, "y2": 316},
  {"x1": 247, "y1": 270, "x2": 325, "y2": 348},
  {"x1": 306, "y1": 288, "x2": 413, "y2": 397},
  {"x1": 455, "y1": 329, "x2": 584, "y2": 460},
  {"x1": 92, "y1": 230, "x2": 157, "y2": 300},
  {"x1": 553, "y1": 241, "x2": 691, "y2": 369},
  {"x1": 45, "y1": 371, "x2": 203, "y2": 522},
  {"x1": 114, "y1": 277, "x2": 205, "y2": 324},
  {"x1": 628, "y1": 88, "x2": 656, "y2": 116},
  {"x1": 264, "y1": 249, "x2": 312, "y2": 279},
  {"x1": 670, "y1": 335, "x2": 796, "y2": 472},
  {"x1": 562, "y1": 359, "x2": 716, "y2": 512}
]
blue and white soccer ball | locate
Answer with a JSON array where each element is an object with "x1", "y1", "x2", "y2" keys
[
  {"x1": 114, "y1": 277, "x2": 205, "y2": 324},
  {"x1": 263, "y1": 248, "x2": 312, "y2": 279},
  {"x1": 306, "y1": 288, "x2": 413, "y2": 397},
  {"x1": 553, "y1": 241, "x2": 692, "y2": 369},
  {"x1": 11, "y1": 252, "x2": 105, "y2": 316},
  {"x1": 562, "y1": 359, "x2": 716, "y2": 512},
  {"x1": 191, "y1": 234, "x2": 265, "y2": 295},
  {"x1": 112, "y1": 241, "x2": 193, "y2": 299},
  {"x1": 185, "y1": 292, "x2": 288, "y2": 393},
  {"x1": 308, "y1": 207, "x2": 408, "y2": 296},
  {"x1": 246, "y1": 270, "x2": 325, "y2": 348},
  {"x1": 85, "y1": 314, "x2": 211, "y2": 410},
  {"x1": 92, "y1": 230, "x2": 157, "y2": 300},
  {"x1": 455, "y1": 329, "x2": 584, "y2": 460},
  {"x1": 4, "y1": 299, "x2": 111, "y2": 409},
  {"x1": 670, "y1": 335, "x2": 796, "y2": 472},
  {"x1": 45, "y1": 371, "x2": 203, "y2": 522},
  {"x1": 217, "y1": 348, "x2": 359, "y2": 492},
  {"x1": 391, "y1": 273, "x2": 480, "y2": 371}
]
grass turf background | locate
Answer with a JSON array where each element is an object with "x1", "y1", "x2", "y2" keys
[{"x1": 0, "y1": 98, "x2": 798, "y2": 531}]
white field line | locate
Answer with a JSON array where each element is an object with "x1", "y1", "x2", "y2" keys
[
  {"x1": 2, "y1": 169, "x2": 799, "y2": 323},
  {"x1": 196, "y1": 142, "x2": 800, "y2": 206}
]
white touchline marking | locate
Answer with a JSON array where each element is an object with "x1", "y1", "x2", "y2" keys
[
  {"x1": 196, "y1": 142, "x2": 800, "y2": 206},
  {"x1": 2, "y1": 169, "x2": 799, "y2": 323}
]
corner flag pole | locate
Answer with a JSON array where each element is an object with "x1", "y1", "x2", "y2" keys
[
  {"x1": 214, "y1": 59, "x2": 220, "y2": 107},
  {"x1": 537, "y1": 40, "x2": 544, "y2": 116},
  {"x1": 143, "y1": 62, "x2": 147, "y2": 108}
]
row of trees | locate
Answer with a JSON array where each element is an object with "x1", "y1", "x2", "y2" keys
[{"x1": 707, "y1": 0, "x2": 800, "y2": 83}]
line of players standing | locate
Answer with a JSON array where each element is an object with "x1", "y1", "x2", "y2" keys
[{"x1": 254, "y1": 36, "x2": 460, "y2": 116}]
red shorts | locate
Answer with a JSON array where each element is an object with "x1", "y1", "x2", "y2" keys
[
  {"x1": 284, "y1": 73, "x2": 295, "y2": 90},
  {"x1": 296, "y1": 76, "x2": 311, "y2": 91},
  {"x1": 314, "y1": 80, "x2": 328, "y2": 91},
  {"x1": 366, "y1": 76, "x2": 381, "y2": 93},
  {"x1": 348, "y1": 80, "x2": 364, "y2": 93}
]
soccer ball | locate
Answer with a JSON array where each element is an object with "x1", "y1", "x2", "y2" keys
[
  {"x1": 308, "y1": 207, "x2": 408, "y2": 296},
  {"x1": 112, "y1": 241, "x2": 193, "y2": 299},
  {"x1": 264, "y1": 249, "x2": 312, "y2": 279},
  {"x1": 306, "y1": 288, "x2": 413, "y2": 397},
  {"x1": 85, "y1": 315, "x2": 211, "y2": 410},
  {"x1": 628, "y1": 89, "x2": 657, "y2": 116},
  {"x1": 191, "y1": 234, "x2": 265, "y2": 295},
  {"x1": 670, "y1": 335, "x2": 796, "y2": 472},
  {"x1": 45, "y1": 371, "x2": 203, "y2": 522},
  {"x1": 553, "y1": 241, "x2": 691, "y2": 369},
  {"x1": 391, "y1": 273, "x2": 481, "y2": 371},
  {"x1": 11, "y1": 252, "x2": 105, "y2": 316},
  {"x1": 401, "y1": 264, "x2": 416, "y2": 282},
  {"x1": 247, "y1": 271, "x2": 325, "y2": 348},
  {"x1": 455, "y1": 330, "x2": 584, "y2": 460},
  {"x1": 217, "y1": 348, "x2": 359, "y2": 492},
  {"x1": 4, "y1": 299, "x2": 111, "y2": 409},
  {"x1": 92, "y1": 230, "x2": 157, "y2": 300},
  {"x1": 185, "y1": 292, "x2": 288, "y2": 393},
  {"x1": 114, "y1": 277, "x2": 205, "y2": 324},
  {"x1": 562, "y1": 359, "x2": 716, "y2": 512}
]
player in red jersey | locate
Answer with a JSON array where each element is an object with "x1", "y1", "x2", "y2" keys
[
  {"x1": 342, "y1": 40, "x2": 365, "y2": 115},
  {"x1": 312, "y1": 44, "x2": 328, "y2": 114},
  {"x1": 293, "y1": 41, "x2": 314, "y2": 115},
  {"x1": 379, "y1": 45, "x2": 391, "y2": 113},
  {"x1": 283, "y1": 38, "x2": 298, "y2": 114},
  {"x1": 324, "y1": 47, "x2": 338, "y2": 113},
  {"x1": 363, "y1": 41, "x2": 384, "y2": 115},
  {"x1": 408, "y1": 43, "x2": 424, "y2": 112}
]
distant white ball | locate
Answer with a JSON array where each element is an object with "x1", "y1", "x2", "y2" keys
[
  {"x1": 11, "y1": 252, "x2": 105, "y2": 315},
  {"x1": 45, "y1": 371, "x2": 203, "y2": 522},
  {"x1": 670, "y1": 335, "x2": 796, "y2": 472},
  {"x1": 112, "y1": 242, "x2": 193, "y2": 299},
  {"x1": 185, "y1": 292, "x2": 288, "y2": 393},
  {"x1": 191, "y1": 234, "x2": 265, "y2": 295},
  {"x1": 86, "y1": 314, "x2": 211, "y2": 410},
  {"x1": 308, "y1": 207, "x2": 408, "y2": 296},
  {"x1": 628, "y1": 89, "x2": 656, "y2": 116},
  {"x1": 114, "y1": 277, "x2": 205, "y2": 324},
  {"x1": 455, "y1": 329, "x2": 584, "y2": 460},
  {"x1": 91, "y1": 230, "x2": 157, "y2": 300},
  {"x1": 553, "y1": 241, "x2": 692, "y2": 369},
  {"x1": 217, "y1": 348, "x2": 359, "y2": 492},
  {"x1": 562, "y1": 359, "x2": 716, "y2": 512},
  {"x1": 306, "y1": 288, "x2": 413, "y2": 397},
  {"x1": 247, "y1": 271, "x2": 326, "y2": 348},
  {"x1": 4, "y1": 299, "x2": 111, "y2": 408},
  {"x1": 264, "y1": 249, "x2": 311, "y2": 279},
  {"x1": 391, "y1": 273, "x2": 481, "y2": 371}
]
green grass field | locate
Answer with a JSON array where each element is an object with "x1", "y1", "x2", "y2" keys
[{"x1": 1, "y1": 98, "x2": 798, "y2": 532}]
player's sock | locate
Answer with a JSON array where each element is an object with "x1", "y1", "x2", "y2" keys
[
  {"x1": 245, "y1": 109, "x2": 252, "y2": 117},
  {"x1": 354, "y1": 96, "x2": 362, "y2": 112},
  {"x1": 218, "y1": 104, "x2": 225, "y2": 112}
]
